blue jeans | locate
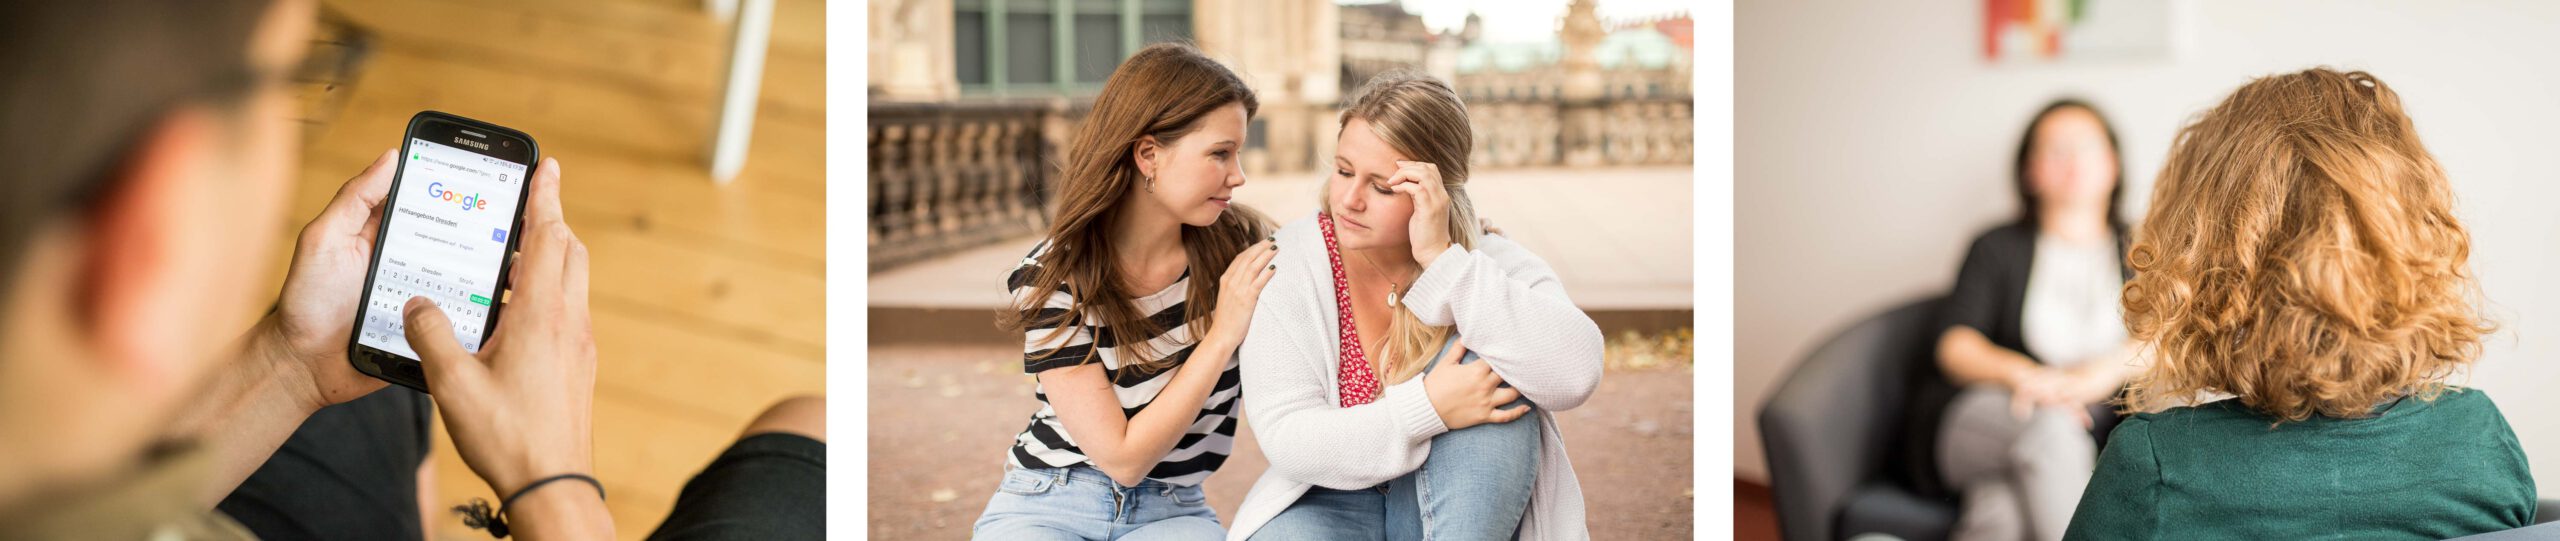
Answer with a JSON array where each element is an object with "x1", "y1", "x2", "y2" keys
[
  {"x1": 972, "y1": 465, "x2": 1223, "y2": 540},
  {"x1": 1252, "y1": 342, "x2": 1542, "y2": 541}
]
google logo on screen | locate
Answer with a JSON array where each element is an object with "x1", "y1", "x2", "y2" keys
[{"x1": 427, "y1": 182, "x2": 489, "y2": 211}]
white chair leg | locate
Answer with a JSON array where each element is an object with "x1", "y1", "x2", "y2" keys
[
  {"x1": 709, "y1": 0, "x2": 773, "y2": 184},
  {"x1": 705, "y1": 0, "x2": 737, "y2": 24}
]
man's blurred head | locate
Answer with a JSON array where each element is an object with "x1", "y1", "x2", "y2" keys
[{"x1": 0, "y1": 0, "x2": 312, "y2": 501}]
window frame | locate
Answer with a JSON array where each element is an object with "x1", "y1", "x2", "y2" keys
[{"x1": 955, "y1": 0, "x2": 1190, "y2": 97}]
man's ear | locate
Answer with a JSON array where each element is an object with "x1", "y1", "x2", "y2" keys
[
  {"x1": 1132, "y1": 135, "x2": 1163, "y2": 180},
  {"x1": 75, "y1": 108, "x2": 220, "y2": 393}
]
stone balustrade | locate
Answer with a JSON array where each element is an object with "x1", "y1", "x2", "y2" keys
[
  {"x1": 867, "y1": 94, "x2": 1689, "y2": 271},
  {"x1": 868, "y1": 101, "x2": 1061, "y2": 271}
]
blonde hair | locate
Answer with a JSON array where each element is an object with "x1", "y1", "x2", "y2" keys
[
  {"x1": 2123, "y1": 68, "x2": 2491, "y2": 422},
  {"x1": 1331, "y1": 71, "x2": 1481, "y2": 384}
]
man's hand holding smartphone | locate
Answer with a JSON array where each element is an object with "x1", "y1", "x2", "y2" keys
[
  {"x1": 400, "y1": 157, "x2": 611, "y2": 539},
  {"x1": 246, "y1": 151, "x2": 607, "y2": 539},
  {"x1": 256, "y1": 149, "x2": 399, "y2": 414}
]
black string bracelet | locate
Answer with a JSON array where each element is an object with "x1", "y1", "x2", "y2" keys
[{"x1": 454, "y1": 473, "x2": 606, "y2": 539}]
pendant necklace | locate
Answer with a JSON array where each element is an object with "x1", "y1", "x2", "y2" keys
[{"x1": 1356, "y1": 251, "x2": 1413, "y2": 308}]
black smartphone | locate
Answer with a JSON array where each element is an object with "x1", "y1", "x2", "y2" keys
[{"x1": 347, "y1": 111, "x2": 538, "y2": 392}]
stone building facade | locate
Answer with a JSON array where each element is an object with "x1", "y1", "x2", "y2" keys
[{"x1": 866, "y1": 0, "x2": 1691, "y2": 269}]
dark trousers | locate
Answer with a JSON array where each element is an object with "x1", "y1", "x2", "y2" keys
[{"x1": 216, "y1": 388, "x2": 824, "y2": 540}]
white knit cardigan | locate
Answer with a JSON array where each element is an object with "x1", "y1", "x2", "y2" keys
[{"x1": 1227, "y1": 212, "x2": 1605, "y2": 541}]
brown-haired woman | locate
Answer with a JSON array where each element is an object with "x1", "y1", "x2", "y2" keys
[
  {"x1": 1226, "y1": 71, "x2": 1604, "y2": 540},
  {"x1": 2063, "y1": 68, "x2": 2532, "y2": 539},
  {"x1": 1929, "y1": 99, "x2": 2147, "y2": 541},
  {"x1": 973, "y1": 43, "x2": 1278, "y2": 540}
]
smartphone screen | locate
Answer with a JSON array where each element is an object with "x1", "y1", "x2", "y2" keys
[{"x1": 354, "y1": 114, "x2": 533, "y2": 368}]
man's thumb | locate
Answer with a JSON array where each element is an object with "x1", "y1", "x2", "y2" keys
[{"x1": 403, "y1": 297, "x2": 482, "y2": 391}]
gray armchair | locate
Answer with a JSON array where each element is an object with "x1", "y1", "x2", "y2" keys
[
  {"x1": 1758, "y1": 297, "x2": 1958, "y2": 541},
  {"x1": 1760, "y1": 297, "x2": 2560, "y2": 541}
]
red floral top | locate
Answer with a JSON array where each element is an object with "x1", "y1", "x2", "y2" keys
[{"x1": 1319, "y1": 213, "x2": 1384, "y2": 407}]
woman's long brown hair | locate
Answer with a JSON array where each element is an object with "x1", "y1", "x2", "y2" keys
[{"x1": 1000, "y1": 43, "x2": 1271, "y2": 374}]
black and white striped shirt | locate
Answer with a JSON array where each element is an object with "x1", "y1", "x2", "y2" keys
[{"x1": 1004, "y1": 241, "x2": 1242, "y2": 487}]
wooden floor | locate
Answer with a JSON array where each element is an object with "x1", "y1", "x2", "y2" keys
[
  {"x1": 270, "y1": 1, "x2": 826, "y2": 538},
  {"x1": 1737, "y1": 478, "x2": 1781, "y2": 541}
]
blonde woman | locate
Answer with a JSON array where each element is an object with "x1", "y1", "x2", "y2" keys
[
  {"x1": 2064, "y1": 68, "x2": 2532, "y2": 539},
  {"x1": 1229, "y1": 71, "x2": 1605, "y2": 541}
]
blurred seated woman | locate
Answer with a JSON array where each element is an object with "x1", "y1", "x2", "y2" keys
[
  {"x1": 1933, "y1": 99, "x2": 2148, "y2": 541},
  {"x1": 2063, "y1": 68, "x2": 2532, "y2": 539}
]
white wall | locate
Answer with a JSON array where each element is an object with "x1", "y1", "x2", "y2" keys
[{"x1": 1736, "y1": 0, "x2": 2560, "y2": 494}]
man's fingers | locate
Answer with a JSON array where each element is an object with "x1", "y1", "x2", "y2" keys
[
  {"x1": 403, "y1": 297, "x2": 486, "y2": 392},
  {"x1": 303, "y1": 149, "x2": 399, "y2": 244},
  {"x1": 345, "y1": 148, "x2": 399, "y2": 207},
  {"x1": 562, "y1": 233, "x2": 592, "y2": 329},
  {"x1": 508, "y1": 158, "x2": 571, "y2": 305},
  {"x1": 527, "y1": 157, "x2": 566, "y2": 227},
  {"x1": 356, "y1": 206, "x2": 386, "y2": 245},
  {"x1": 513, "y1": 221, "x2": 574, "y2": 303},
  {"x1": 402, "y1": 297, "x2": 455, "y2": 354}
]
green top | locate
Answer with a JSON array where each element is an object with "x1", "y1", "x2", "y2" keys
[{"x1": 2064, "y1": 388, "x2": 2535, "y2": 540}]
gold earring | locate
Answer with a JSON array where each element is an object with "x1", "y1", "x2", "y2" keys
[{"x1": 1145, "y1": 175, "x2": 1155, "y2": 193}]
